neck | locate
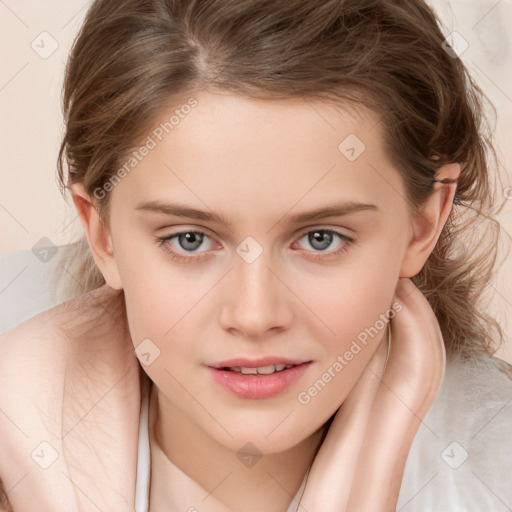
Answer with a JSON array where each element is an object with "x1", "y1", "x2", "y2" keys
[{"x1": 148, "y1": 383, "x2": 328, "y2": 512}]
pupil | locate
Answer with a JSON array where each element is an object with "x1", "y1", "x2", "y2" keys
[
  {"x1": 310, "y1": 231, "x2": 331, "y2": 250},
  {"x1": 180, "y1": 232, "x2": 203, "y2": 251}
]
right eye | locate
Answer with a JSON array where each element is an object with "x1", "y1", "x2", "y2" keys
[{"x1": 156, "y1": 230, "x2": 218, "y2": 263}]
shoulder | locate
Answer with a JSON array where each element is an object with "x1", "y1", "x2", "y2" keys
[
  {"x1": 0, "y1": 284, "x2": 128, "y2": 375},
  {"x1": 0, "y1": 284, "x2": 140, "y2": 426},
  {"x1": 0, "y1": 285, "x2": 142, "y2": 510},
  {"x1": 0, "y1": 289, "x2": 87, "y2": 411},
  {"x1": 398, "y1": 351, "x2": 512, "y2": 511},
  {"x1": 0, "y1": 284, "x2": 102, "y2": 344}
]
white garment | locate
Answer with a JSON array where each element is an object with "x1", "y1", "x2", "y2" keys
[
  {"x1": 135, "y1": 378, "x2": 151, "y2": 512},
  {"x1": 397, "y1": 352, "x2": 512, "y2": 511},
  {"x1": 135, "y1": 353, "x2": 512, "y2": 511}
]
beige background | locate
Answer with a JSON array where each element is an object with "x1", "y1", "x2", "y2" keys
[{"x1": 1, "y1": 0, "x2": 511, "y2": 362}]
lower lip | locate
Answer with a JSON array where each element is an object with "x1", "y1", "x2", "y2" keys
[{"x1": 207, "y1": 363, "x2": 311, "y2": 399}]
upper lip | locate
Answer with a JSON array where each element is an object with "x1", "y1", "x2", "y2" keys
[{"x1": 209, "y1": 357, "x2": 311, "y2": 369}]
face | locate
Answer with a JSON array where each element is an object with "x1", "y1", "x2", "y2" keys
[{"x1": 104, "y1": 91, "x2": 413, "y2": 454}]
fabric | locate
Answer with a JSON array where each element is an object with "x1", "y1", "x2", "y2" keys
[
  {"x1": 135, "y1": 376, "x2": 151, "y2": 512},
  {"x1": 135, "y1": 353, "x2": 512, "y2": 511},
  {"x1": 397, "y1": 352, "x2": 512, "y2": 511}
]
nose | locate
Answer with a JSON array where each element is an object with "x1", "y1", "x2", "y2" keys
[{"x1": 218, "y1": 251, "x2": 293, "y2": 340}]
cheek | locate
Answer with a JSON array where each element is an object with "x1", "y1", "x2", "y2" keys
[
  {"x1": 287, "y1": 224, "x2": 404, "y2": 344},
  {"x1": 112, "y1": 229, "x2": 206, "y2": 336},
  {"x1": 292, "y1": 267, "x2": 398, "y2": 427},
  {"x1": 294, "y1": 257, "x2": 398, "y2": 347},
  {"x1": 117, "y1": 253, "x2": 221, "y2": 389},
  {"x1": 121, "y1": 281, "x2": 195, "y2": 398}
]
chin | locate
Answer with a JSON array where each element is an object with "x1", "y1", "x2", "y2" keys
[
  {"x1": 204, "y1": 416, "x2": 322, "y2": 456},
  {"x1": 224, "y1": 432, "x2": 305, "y2": 456}
]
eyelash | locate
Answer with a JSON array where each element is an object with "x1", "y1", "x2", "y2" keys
[{"x1": 156, "y1": 228, "x2": 354, "y2": 264}]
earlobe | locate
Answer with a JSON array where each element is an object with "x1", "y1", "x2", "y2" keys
[
  {"x1": 399, "y1": 163, "x2": 461, "y2": 278},
  {"x1": 70, "y1": 183, "x2": 123, "y2": 290}
]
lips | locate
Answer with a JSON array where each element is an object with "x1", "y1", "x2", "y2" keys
[{"x1": 207, "y1": 357, "x2": 312, "y2": 399}]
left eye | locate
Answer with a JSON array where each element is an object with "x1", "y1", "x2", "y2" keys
[{"x1": 295, "y1": 229, "x2": 348, "y2": 252}]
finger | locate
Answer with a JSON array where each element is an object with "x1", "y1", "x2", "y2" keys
[{"x1": 348, "y1": 278, "x2": 446, "y2": 511}]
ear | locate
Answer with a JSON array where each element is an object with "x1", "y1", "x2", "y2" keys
[
  {"x1": 70, "y1": 182, "x2": 123, "y2": 290},
  {"x1": 399, "y1": 163, "x2": 461, "y2": 278}
]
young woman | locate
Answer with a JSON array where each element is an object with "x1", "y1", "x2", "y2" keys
[{"x1": 1, "y1": 0, "x2": 510, "y2": 511}]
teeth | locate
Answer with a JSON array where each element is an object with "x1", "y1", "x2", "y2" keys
[
  {"x1": 229, "y1": 364, "x2": 293, "y2": 375},
  {"x1": 255, "y1": 365, "x2": 276, "y2": 375},
  {"x1": 240, "y1": 367, "x2": 259, "y2": 375}
]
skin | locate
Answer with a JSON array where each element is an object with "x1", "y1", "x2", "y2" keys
[
  {"x1": 0, "y1": 286, "x2": 141, "y2": 511},
  {"x1": 73, "y1": 91, "x2": 458, "y2": 511},
  {"x1": 0, "y1": 91, "x2": 458, "y2": 511}
]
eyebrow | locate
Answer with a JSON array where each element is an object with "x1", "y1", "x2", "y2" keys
[{"x1": 135, "y1": 199, "x2": 379, "y2": 228}]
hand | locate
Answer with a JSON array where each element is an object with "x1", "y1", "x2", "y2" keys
[{"x1": 300, "y1": 277, "x2": 446, "y2": 511}]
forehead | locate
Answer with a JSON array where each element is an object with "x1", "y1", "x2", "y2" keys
[
  {"x1": 154, "y1": 91, "x2": 379, "y2": 157},
  {"x1": 110, "y1": 91, "x2": 405, "y2": 222}
]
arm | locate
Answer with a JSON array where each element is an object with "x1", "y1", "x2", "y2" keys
[{"x1": 301, "y1": 277, "x2": 446, "y2": 511}]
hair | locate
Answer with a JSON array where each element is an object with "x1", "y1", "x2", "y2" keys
[{"x1": 54, "y1": 0, "x2": 509, "y2": 361}]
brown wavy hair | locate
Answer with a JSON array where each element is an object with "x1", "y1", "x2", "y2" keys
[{"x1": 54, "y1": 0, "x2": 509, "y2": 361}]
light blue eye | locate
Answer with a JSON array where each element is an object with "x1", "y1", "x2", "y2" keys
[
  {"x1": 174, "y1": 232, "x2": 205, "y2": 252},
  {"x1": 298, "y1": 230, "x2": 346, "y2": 252}
]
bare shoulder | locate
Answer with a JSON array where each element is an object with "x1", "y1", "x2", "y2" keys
[
  {"x1": 0, "y1": 285, "x2": 142, "y2": 510},
  {"x1": 0, "y1": 284, "x2": 138, "y2": 423},
  {"x1": 0, "y1": 285, "x2": 128, "y2": 372},
  {"x1": 0, "y1": 290, "x2": 83, "y2": 382}
]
